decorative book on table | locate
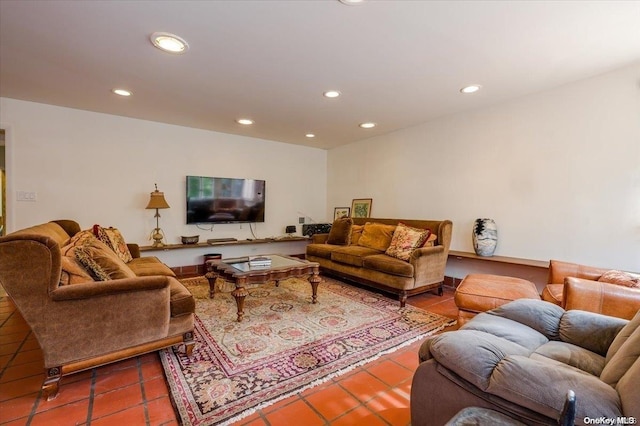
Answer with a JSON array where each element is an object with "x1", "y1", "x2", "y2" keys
[{"x1": 249, "y1": 256, "x2": 271, "y2": 267}]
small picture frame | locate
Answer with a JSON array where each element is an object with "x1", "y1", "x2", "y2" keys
[
  {"x1": 333, "y1": 207, "x2": 351, "y2": 221},
  {"x1": 351, "y1": 198, "x2": 373, "y2": 218}
]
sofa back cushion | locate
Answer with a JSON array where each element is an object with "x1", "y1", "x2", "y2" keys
[
  {"x1": 350, "y1": 225, "x2": 364, "y2": 245},
  {"x1": 326, "y1": 217, "x2": 353, "y2": 245},
  {"x1": 357, "y1": 222, "x2": 396, "y2": 251},
  {"x1": 11, "y1": 222, "x2": 71, "y2": 246},
  {"x1": 559, "y1": 310, "x2": 627, "y2": 357},
  {"x1": 601, "y1": 309, "x2": 640, "y2": 386}
]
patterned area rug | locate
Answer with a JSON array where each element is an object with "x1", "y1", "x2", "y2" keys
[{"x1": 161, "y1": 276, "x2": 455, "y2": 426}]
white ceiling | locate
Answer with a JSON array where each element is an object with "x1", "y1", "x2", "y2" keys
[{"x1": 1, "y1": 1, "x2": 639, "y2": 150}]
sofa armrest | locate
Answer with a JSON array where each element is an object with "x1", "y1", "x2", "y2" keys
[
  {"x1": 312, "y1": 233, "x2": 329, "y2": 244},
  {"x1": 127, "y1": 243, "x2": 141, "y2": 259},
  {"x1": 50, "y1": 276, "x2": 169, "y2": 301},
  {"x1": 564, "y1": 277, "x2": 640, "y2": 320},
  {"x1": 410, "y1": 245, "x2": 446, "y2": 282}
]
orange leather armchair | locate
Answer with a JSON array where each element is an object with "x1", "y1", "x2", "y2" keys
[{"x1": 542, "y1": 259, "x2": 640, "y2": 320}]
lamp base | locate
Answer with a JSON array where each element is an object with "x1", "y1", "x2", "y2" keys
[{"x1": 151, "y1": 228, "x2": 165, "y2": 247}]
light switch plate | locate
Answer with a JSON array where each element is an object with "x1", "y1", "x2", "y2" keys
[{"x1": 17, "y1": 191, "x2": 37, "y2": 201}]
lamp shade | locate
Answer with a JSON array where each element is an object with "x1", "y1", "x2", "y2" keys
[{"x1": 146, "y1": 185, "x2": 170, "y2": 209}]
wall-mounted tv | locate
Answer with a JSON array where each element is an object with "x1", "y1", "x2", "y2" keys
[{"x1": 186, "y1": 175, "x2": 266, "y2": 224}]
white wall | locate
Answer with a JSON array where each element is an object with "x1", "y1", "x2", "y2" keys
[
  {"x1": 328, "y1": 63, "x2": 640, "y2": 271},
  {"x1": 0, "y1": 98, "x2": 327, "y2": 266}
]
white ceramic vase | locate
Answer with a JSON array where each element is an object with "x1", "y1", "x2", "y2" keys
[{"x1": 472, "y1": 218, "x2": 497, "y2": 257}]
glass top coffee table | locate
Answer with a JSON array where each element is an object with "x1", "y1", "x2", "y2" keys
[{"x1": 205, "y1": 254, "x2": 321, "y2": 322}]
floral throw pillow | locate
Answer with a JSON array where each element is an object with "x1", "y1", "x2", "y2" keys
[
  {"x1": 93, "y1": 225, "x2": 133, "y2": 263},
  {"x1": 385, "y1": 223, "x2": 430, "y2": 261},
  {"x1": 60, "y1": 230, "x2": 98, "y2": 256},
  {"x1": 598, "y1": 270, "x2": 640, "y2": 288}
]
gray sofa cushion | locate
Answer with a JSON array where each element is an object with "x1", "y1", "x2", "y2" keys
[
  {"x1": 559, "y1": 310, "x2": 627, "y2": 356},
  {"x1": 430, "y1": 329, "x2": 534, "y2": 390},
  {"x1": 488, "y1": 356, "x2": 622, "y2": 420},
  {"x1": 531, "y1": 341, "x2": 605, "y2": 376},
  {"x1": 461, "y1": 312, "x2": 549, "y2": 351},
  {"x1": 486, "y1": 299, "x2": 565, "y2": 340}
]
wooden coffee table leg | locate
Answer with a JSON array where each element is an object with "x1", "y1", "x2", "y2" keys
[
  {"x1": 205, "y1": 268, "x2": 218, "y2": 299},
  {"x1": 309, "y1": 272, "x2": 321, "y2": 304},
  {"x1": 232, "y1": 278, "x2": 249, "y2": 322}
]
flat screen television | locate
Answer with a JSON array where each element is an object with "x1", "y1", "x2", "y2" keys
[{"x1": 186, "y1": 175, "x2": 266, "y2": 224}]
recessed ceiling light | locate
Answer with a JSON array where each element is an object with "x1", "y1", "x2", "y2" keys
[
  {"x1": 359, "y1": 122, "x2": 376, "y2": 129},
  {"x1": 236, "y1": 118, "x2": 254, "y2": 125},
  {"x1": 460, "y1": 85, "x2": 482, "y2": 94},
  {"x1": 305, "y1": 133, "x2": 316, "y2": 138},
  {"x1": 112, "y1": 88, "x2": 132, "y2": 97},
  {"x1": 150, "y1": 32, "x2": 189, "y2": 54},
  {"x1": 339, "y1": 0, "x2": 364, "y2": 5},
  {"x1": 323, "y1": 90, "x2": 341, "y2": 98}
]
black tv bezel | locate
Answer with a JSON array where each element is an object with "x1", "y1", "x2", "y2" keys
[{"x1": 185, "y1": 175, "x2": 266, "y2": 225}]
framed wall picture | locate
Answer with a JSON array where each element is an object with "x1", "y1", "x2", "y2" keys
[
  {"x1": 351, "y1": 198, "x2": 372, "y2": 218},
  {"x1": 333, "y1": 207, "x2": 350, "y2": 220}
]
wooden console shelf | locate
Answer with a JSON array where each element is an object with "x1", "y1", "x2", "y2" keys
[
  {"x1": 448, "y1": 250, "x2": 548, "y2": 269},
  {"x1": 139, "y1": 236, "x2": 310, "y2": 252}
]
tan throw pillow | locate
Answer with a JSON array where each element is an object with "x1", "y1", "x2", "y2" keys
[
  {"x1": 350, "y1": 225, "x2": 364, "y2": 246},
  {"x1": 357, "y1": 222, "x2": 397, "y2": 252},
  {"x1": 385, "y1": 223, "x2": 430, "y2": 261},
  {"x1": 60, "y1": 230, "x2": 97, "y2": 256},
  {"x1": 80, "y1": 238, "x2": 136, "y2": 280},
  {"x1": 327, "y1": 217, "x2": 353, "y2": 245},
  {"x1": 59, "y1": 255, "x2": 95, "y2": 285},
  {"x1": 598, "y1": 270, "x2": 640, "y2": 288},
  {"x1": 422, "y1": 233, "x2": 437, "y2": 247},
  {"x1": 94, "y1": 225, "x2": 133, "y2": 263},
  {"x1": 75, "y1": 248, "x2": 111, "y2": 281}
]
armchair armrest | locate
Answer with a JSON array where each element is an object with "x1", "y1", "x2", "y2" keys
[
  {"x1": 127, "y1": 243, "x2": 141, "y2": 259},
  {"x1": 564, "y1": 277, "x2": 640, "y2": 320},
  {"x1": 312, "y1": 233, "x2": 329, "y2": 244},
  {"x1": 50, "y1": 276, "x2": 169, "y2": 301}
]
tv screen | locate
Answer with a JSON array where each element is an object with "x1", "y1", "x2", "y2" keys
[{"x1": 186, "y1": 176, "x2": 266, "y2": 224}]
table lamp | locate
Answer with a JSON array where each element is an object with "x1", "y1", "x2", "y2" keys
[{"x1": 146, "y1": 184, "x2": 170, "y2": 247}]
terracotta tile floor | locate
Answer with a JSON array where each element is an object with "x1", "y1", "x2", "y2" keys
[{"x1": 0, "y1": 283, "x2": 459, "y2": 426}]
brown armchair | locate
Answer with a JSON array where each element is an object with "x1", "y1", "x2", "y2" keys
[
  {"x1": 0, "y1": 221, "x2": 195, "y2": 399},
  {"x1": 542, "y1": 259, "x2": 640, "y2": 320}
]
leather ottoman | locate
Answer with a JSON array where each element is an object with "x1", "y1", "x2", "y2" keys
[{"x1": 454, "y1": 274, "x2": 540, "y2": 326}]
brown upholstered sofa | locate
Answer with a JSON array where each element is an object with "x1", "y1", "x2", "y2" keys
[
  {"x1": 542, "y1": 260, "x2": 640, "y2": 320},
  {"x1": 411, "y1": 299, "x2": 640, "y2": 425},
  {"x1": 0, "y1": 220, "x2": 195, "y2": 400},
  {"x1": 306, "y1": 218, "x2": 452, "y2": 306}
]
